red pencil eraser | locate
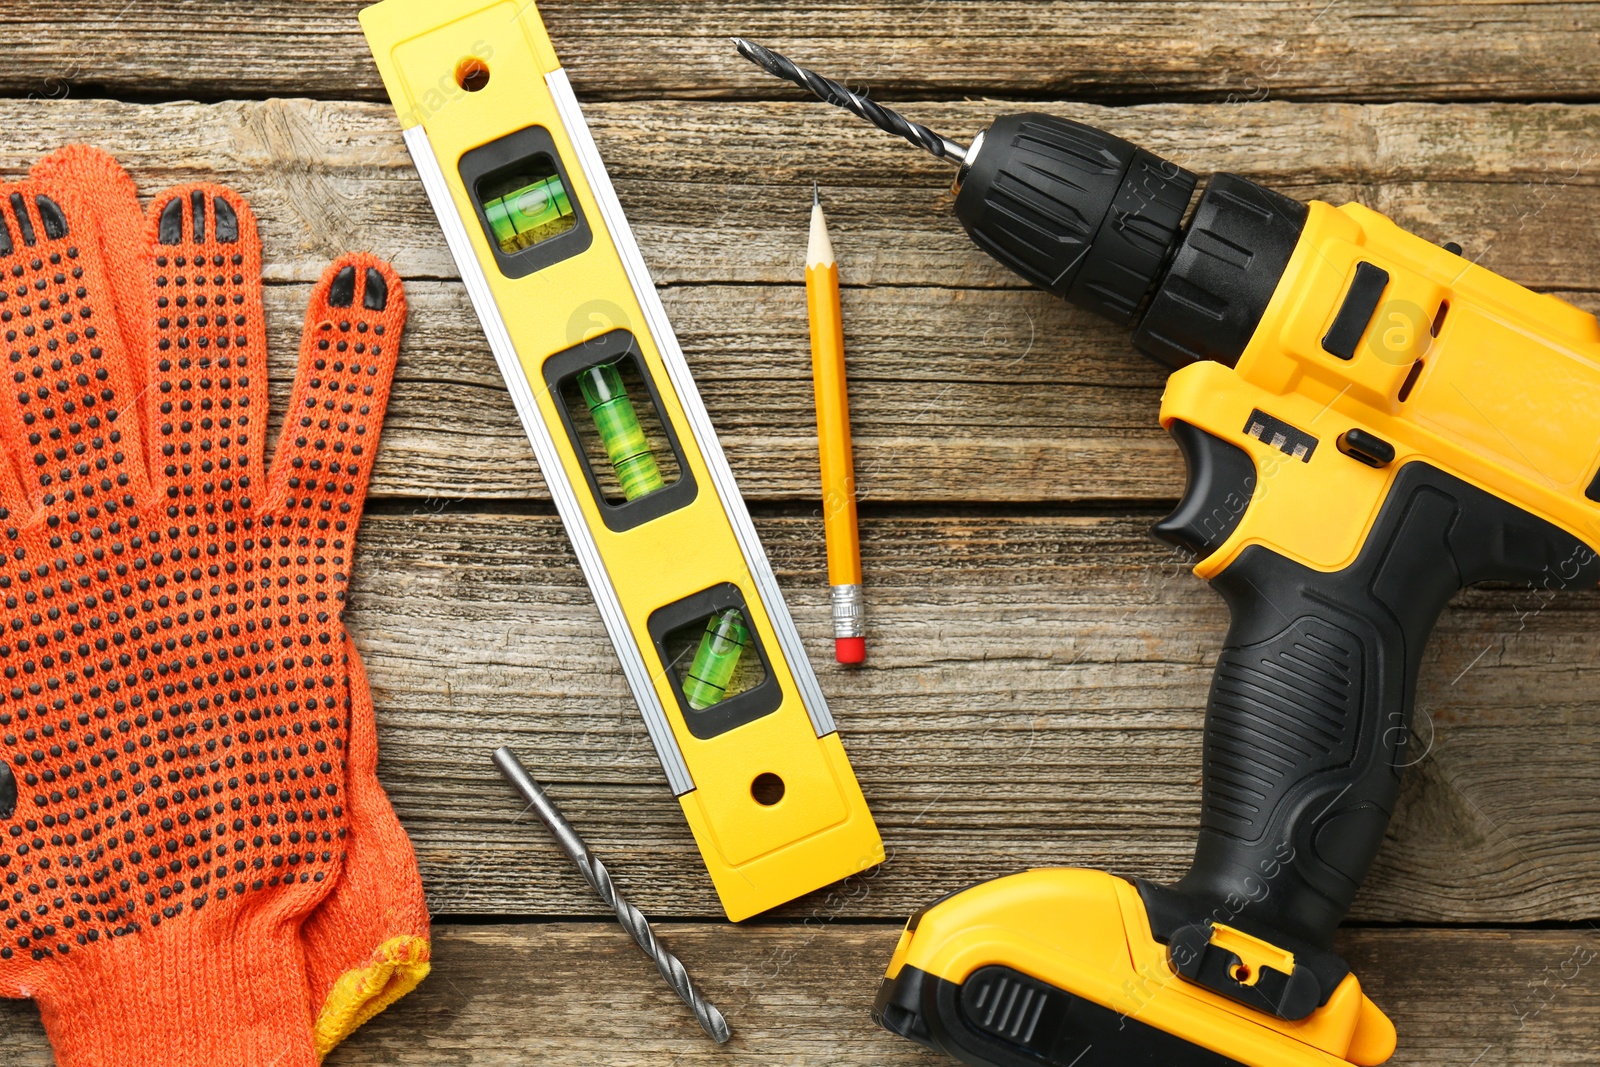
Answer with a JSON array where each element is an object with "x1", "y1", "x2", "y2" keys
[{"x1": 835, "y1": 637, "x2": 866, "y2": 664}]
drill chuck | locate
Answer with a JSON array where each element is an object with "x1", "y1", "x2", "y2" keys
[
  {"x1": 953, "y1": 113, "x2": 1196, "y2": 327},
  {"x1": 954, "y1": 113, "x2": 1308, "y2": 369}
]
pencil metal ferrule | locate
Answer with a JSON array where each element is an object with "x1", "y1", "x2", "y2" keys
[{"x1": 831, "y1": 583, "x2": 865, "y2": 639}]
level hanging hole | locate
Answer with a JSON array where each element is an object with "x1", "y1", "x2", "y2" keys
[
  {"x1": 751, "y1": 773, "x2": 785, "y2": 806},
  {"x1": 456, "y1": 58, "x2": 491, "y2": 92}
]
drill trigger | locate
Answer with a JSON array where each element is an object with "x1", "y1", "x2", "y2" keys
[{"x1": 1154, "y1": 420, "x2": 1257, "y2": 559}]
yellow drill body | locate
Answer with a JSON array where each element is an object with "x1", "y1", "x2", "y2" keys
[{"x1": 1165, "y1": 199, "x2": 1600, "y2": 583}]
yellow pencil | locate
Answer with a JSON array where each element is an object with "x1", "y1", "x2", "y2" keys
[{"x1": 806, "y1": 184, "x2": 866, "y2": 664}]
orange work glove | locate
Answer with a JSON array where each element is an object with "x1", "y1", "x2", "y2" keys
[
  {"x1": 33, "y1": 146, "x2": 434, "y2": 1059},
  {"x1": 0, "y1": 153, "x2": 414, "y2": 1065}
]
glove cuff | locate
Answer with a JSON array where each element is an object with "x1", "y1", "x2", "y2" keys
[{"x1": 32, "y1": 900, "x2": 317, "y2": 1067}]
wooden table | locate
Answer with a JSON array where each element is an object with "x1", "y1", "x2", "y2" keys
[{"x1": 2, "y1": 2, "x2": 1599, "y2": 1063}]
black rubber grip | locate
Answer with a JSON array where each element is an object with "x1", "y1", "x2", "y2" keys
[{"x1": 1169, "y1": 444, "x2": 1600, "y2": 950}]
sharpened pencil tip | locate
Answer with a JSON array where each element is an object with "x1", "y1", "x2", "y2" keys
[{"x1": 806, "y1": 187, "x2": 834, "y2": 268}]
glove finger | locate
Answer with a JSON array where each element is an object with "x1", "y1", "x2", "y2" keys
[
  {"x1": 0, "y1": 183, "x2": 153, "y2": 526},
  {"x1": 142, "y1": 184, "x2": 268, "y2": 521},
  {"x1": 262, "y1": 255, "x2": 405, "y2": 592},
  {"x1": 30, "y1": 145, "x2": 152, "y2": 414}
]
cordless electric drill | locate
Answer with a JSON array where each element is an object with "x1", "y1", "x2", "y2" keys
[{"x1": 734, "y1": 39, "x2": 1600, "y2": 1067}]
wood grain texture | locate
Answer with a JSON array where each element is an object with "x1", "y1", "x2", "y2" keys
[
  {"x1": 3, "y1": 924, "x2": 1597, "y2": 1065},
  {"x1": 277, "y1": 279, "x2": 1188, "y2": 504},
  {"x1": 3, "y1": 7, "x2": 1600, "y2": 1060},
  {"x1": 0, "y1": 99, "x2": 1598, "y2": 290},
  {"x1": 11, "y1": 93, "x2": 1582, "y2": 504},
  {"x1": 4, "y1": 1, "x2": 1600, "y2": 103},
  {"x1": 337, "y1": 511, "x2": 1600, "y2": 923},
  {"x1": 347, "y1": 925, "x2": 1600, "y2": 1066},
  {"x1": 276, "y1": 275, "x2": 1598, "y2": 504}
]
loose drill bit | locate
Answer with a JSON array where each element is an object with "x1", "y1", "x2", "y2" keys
[
  {"x1": 731, "y1": 37, "x2": 968, "y2": 164},
  {"x1": 492, "y1": 747, "x2": 732, "y2": 1044}
]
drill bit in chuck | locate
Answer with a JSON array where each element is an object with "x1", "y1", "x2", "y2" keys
[
  {"x1": 492, "y1": 747, "x2": 732, "y2": 1044},
  {"x1": 731, "y1": 37, "x2": 968, "y2": 164}
]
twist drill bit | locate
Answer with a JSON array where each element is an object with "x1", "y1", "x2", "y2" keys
[
  {"x1": 731, "y1": 37, "x2": 968, "y2": 164},
  {"x1": 492, "y1": 747, "x2": 732, "y2": 1044}
]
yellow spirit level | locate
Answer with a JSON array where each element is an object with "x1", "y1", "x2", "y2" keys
[{"x1": 360, "y1": 0, "x2": 882, "y2": 920}]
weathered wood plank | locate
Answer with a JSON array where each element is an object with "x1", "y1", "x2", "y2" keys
[
  {"x1": 343, "y1": 926, "x2": 1600, "y2": 1066},
  {"x1": 4, "y1": 1, "x2": 1600, "y2": 104},
  {"x1": 2, "y1": 924, "x2": 1593, "y2": 1065},
  {"x1": 0, "y1": 99, "x2": 1598, "y2": 291},
  {"x1": 272, "y1": 253, "x2": 1597, "y2": 504},
  {"x1": 36, "y1": 96, "x2": 1600, "y2": 506},
  {"x1": 277, "y1": 279, "x2": 1600, "y2": 505},
  {"x1": 340, "y1": 511, "x2": 1600, "y2": 923},
  {"x1": 273, "y1": 280, "x2": 1186, "y2": 504}
]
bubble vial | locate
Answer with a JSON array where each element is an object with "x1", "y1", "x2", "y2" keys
[
  {"x1": 579, "y1": 362, "x2": 666, "y2": 501},
  {"x1": 483, "y1": 173, "x2": 576, "y2": 254},
  {"x1": 682, "y1": 609, "x2": 751, "y2": 710}
]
